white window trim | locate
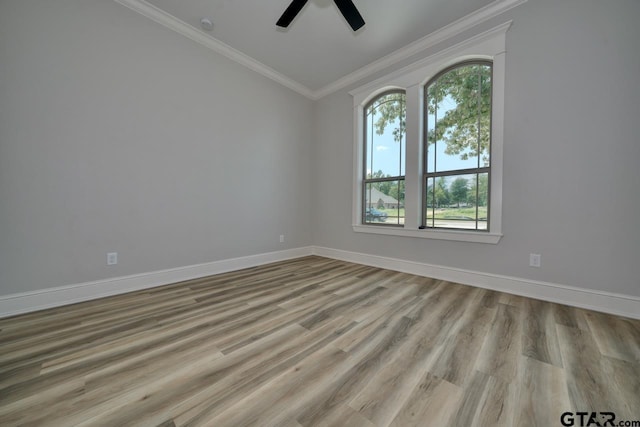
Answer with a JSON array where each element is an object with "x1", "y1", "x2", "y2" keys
[{"x1": 351, "y1": 21, "x2": 510, "y2": 244}]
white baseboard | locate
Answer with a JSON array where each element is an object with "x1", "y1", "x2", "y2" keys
[
  {"x1": 2, "y1": 245, "x2": 638, "y2": 320},
  {"x1": 0, "y1": 247, "x2": 314, "y2": 319},
  {"x1": 311, "y1": 246, "x2": 640, "y2": 320}
]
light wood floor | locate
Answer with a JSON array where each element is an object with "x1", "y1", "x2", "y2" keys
[{"x1": 1, "y1": 256, "x2": 638, "y2": 426}]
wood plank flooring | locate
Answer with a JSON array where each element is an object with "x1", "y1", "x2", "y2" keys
[{"x1": 1, "y1": 256, "x2": 638, "y2": 426}]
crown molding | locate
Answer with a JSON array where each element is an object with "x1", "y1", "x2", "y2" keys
[
  {"x1": 315, "y1": 0, "x2": 526, "y2": 99},
  {"x1": 113, "y1": 0, "x2": 315, "y2": 99},
  {"x1": 113, "y1": 0, "x2": 526, "y2": 101},
  {"x1": 348, "y1": 20, "x2": 512, "y2": 99}
]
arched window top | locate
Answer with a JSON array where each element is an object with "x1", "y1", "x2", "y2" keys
[
  {"x1": 425, "y1": 61, "x2": 492, "y2": 172},
  {"x1": 362, "y1": 88, "x2": 405, "y2": 109},
  {"x1": 365, "y1": 90, "x2": 405, "y2": 110},
  {"x1": 425, "y1": 60, "x2": 492, "y2": 92},
  {"x1": 365, "y1": 90, "x2": 406, "y2": 154}
]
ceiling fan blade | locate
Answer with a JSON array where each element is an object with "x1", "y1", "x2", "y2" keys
[
  {"x1": 276, "y1": 0, "x2": 309, "y2": 28},
  {"x1": 333, "y1": 0, "x2": 365, "y2": 31}
]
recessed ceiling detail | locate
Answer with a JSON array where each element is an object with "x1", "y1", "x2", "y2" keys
[{"x1": 113, "y1": 0, "x2": 527, "y2": 99}]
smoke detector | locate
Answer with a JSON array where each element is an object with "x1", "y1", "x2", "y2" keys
[{"x1": 200, "y1": 18, "x2": 213, "y2": 31}]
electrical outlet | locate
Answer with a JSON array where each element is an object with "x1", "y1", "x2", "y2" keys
[
  {"x1": 279, "y1": 234, "x2": 285, "y2": 243},
  {"x1": 529, "y1": 253, "x2": 541, "y2": 268},
  {"x1": 107, "y1": 252, "x2": 118, "y2": 266}
]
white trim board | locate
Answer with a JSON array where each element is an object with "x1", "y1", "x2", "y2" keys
[
  {"x1": 0, "y1": 247, "x2": 313, "y2": 319},
  {"x1": 2, "y1": 246, "x2": 638, "y2": 320},
  {"x1": 311, "y1": 247, "x2": 640, "y2": 320},
  {"x1": 113, "y1": 0, "x2": 527, "y2": 100},
  {"x1": 315, "y1": 0, "x2": 525, "y2": 99}
]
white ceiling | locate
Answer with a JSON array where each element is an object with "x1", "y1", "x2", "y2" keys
[{"x1": 116, "y1": 0, "x2": 518, "y2": 98}]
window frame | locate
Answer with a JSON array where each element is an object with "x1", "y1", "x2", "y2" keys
[
  {"x1": 362, "y1": 90, "x2": 407, "y2": 227},
  {"x1": 350, "y1": 22, "x2": 510, "y2": 244},
  {"x1": 422, "y1": 60, "x2": 493, "y2": 232}
]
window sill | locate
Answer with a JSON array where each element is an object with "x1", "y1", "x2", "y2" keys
[{"x1": 352, "y1": 225, "x2": 502, "y2": 244}]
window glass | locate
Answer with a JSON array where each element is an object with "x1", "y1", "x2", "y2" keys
[
  {"x1": 363, "y1": 91, "x2": 406, "y2": 226},
  {"x1": 424, "y1": 63, "x2": 492, "y2": 232}
]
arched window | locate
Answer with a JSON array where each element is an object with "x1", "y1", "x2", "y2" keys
[
  {"x1": 423, "y1": 62, "x2": 492, "y2": 231},
  {"x1": 351, "y1": 22, "x2": 507, "y2": 243},
  {"x1": 362, "y1": 91, "x2": 406, "y2": 225}
]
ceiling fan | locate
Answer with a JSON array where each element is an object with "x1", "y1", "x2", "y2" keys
[{"x1": 276, "y1": 0, "x2": 365, "y2": 31}]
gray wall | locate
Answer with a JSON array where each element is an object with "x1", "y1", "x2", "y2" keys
[
  {"x1": 0, "y1": 0, "x2": 313, "y2": 295},
  {"x1": 312, "y1": 0, "x2": 640, "y2": 297},
  {"x1": 1, "y1": 0, "x2": 638, "y2": 300}
]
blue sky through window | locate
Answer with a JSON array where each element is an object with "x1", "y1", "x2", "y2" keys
[{"x1": 367, "y1": 98, "x2": 474, "y2": 177}]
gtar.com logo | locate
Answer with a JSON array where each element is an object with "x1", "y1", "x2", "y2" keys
[{"x1": 561, "y1": 412, "x2": 640, "y2": 427}]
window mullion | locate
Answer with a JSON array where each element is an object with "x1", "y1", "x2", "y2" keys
[
  {"x1": 425, "y1": 166, "x2": 490, "y2": 178},
  {"x1": 403, "y1": 84, "x2": 421, "y2": 230},
  {"x1": 476, "y1": 69, "x2": 482, "y2": 230}
]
